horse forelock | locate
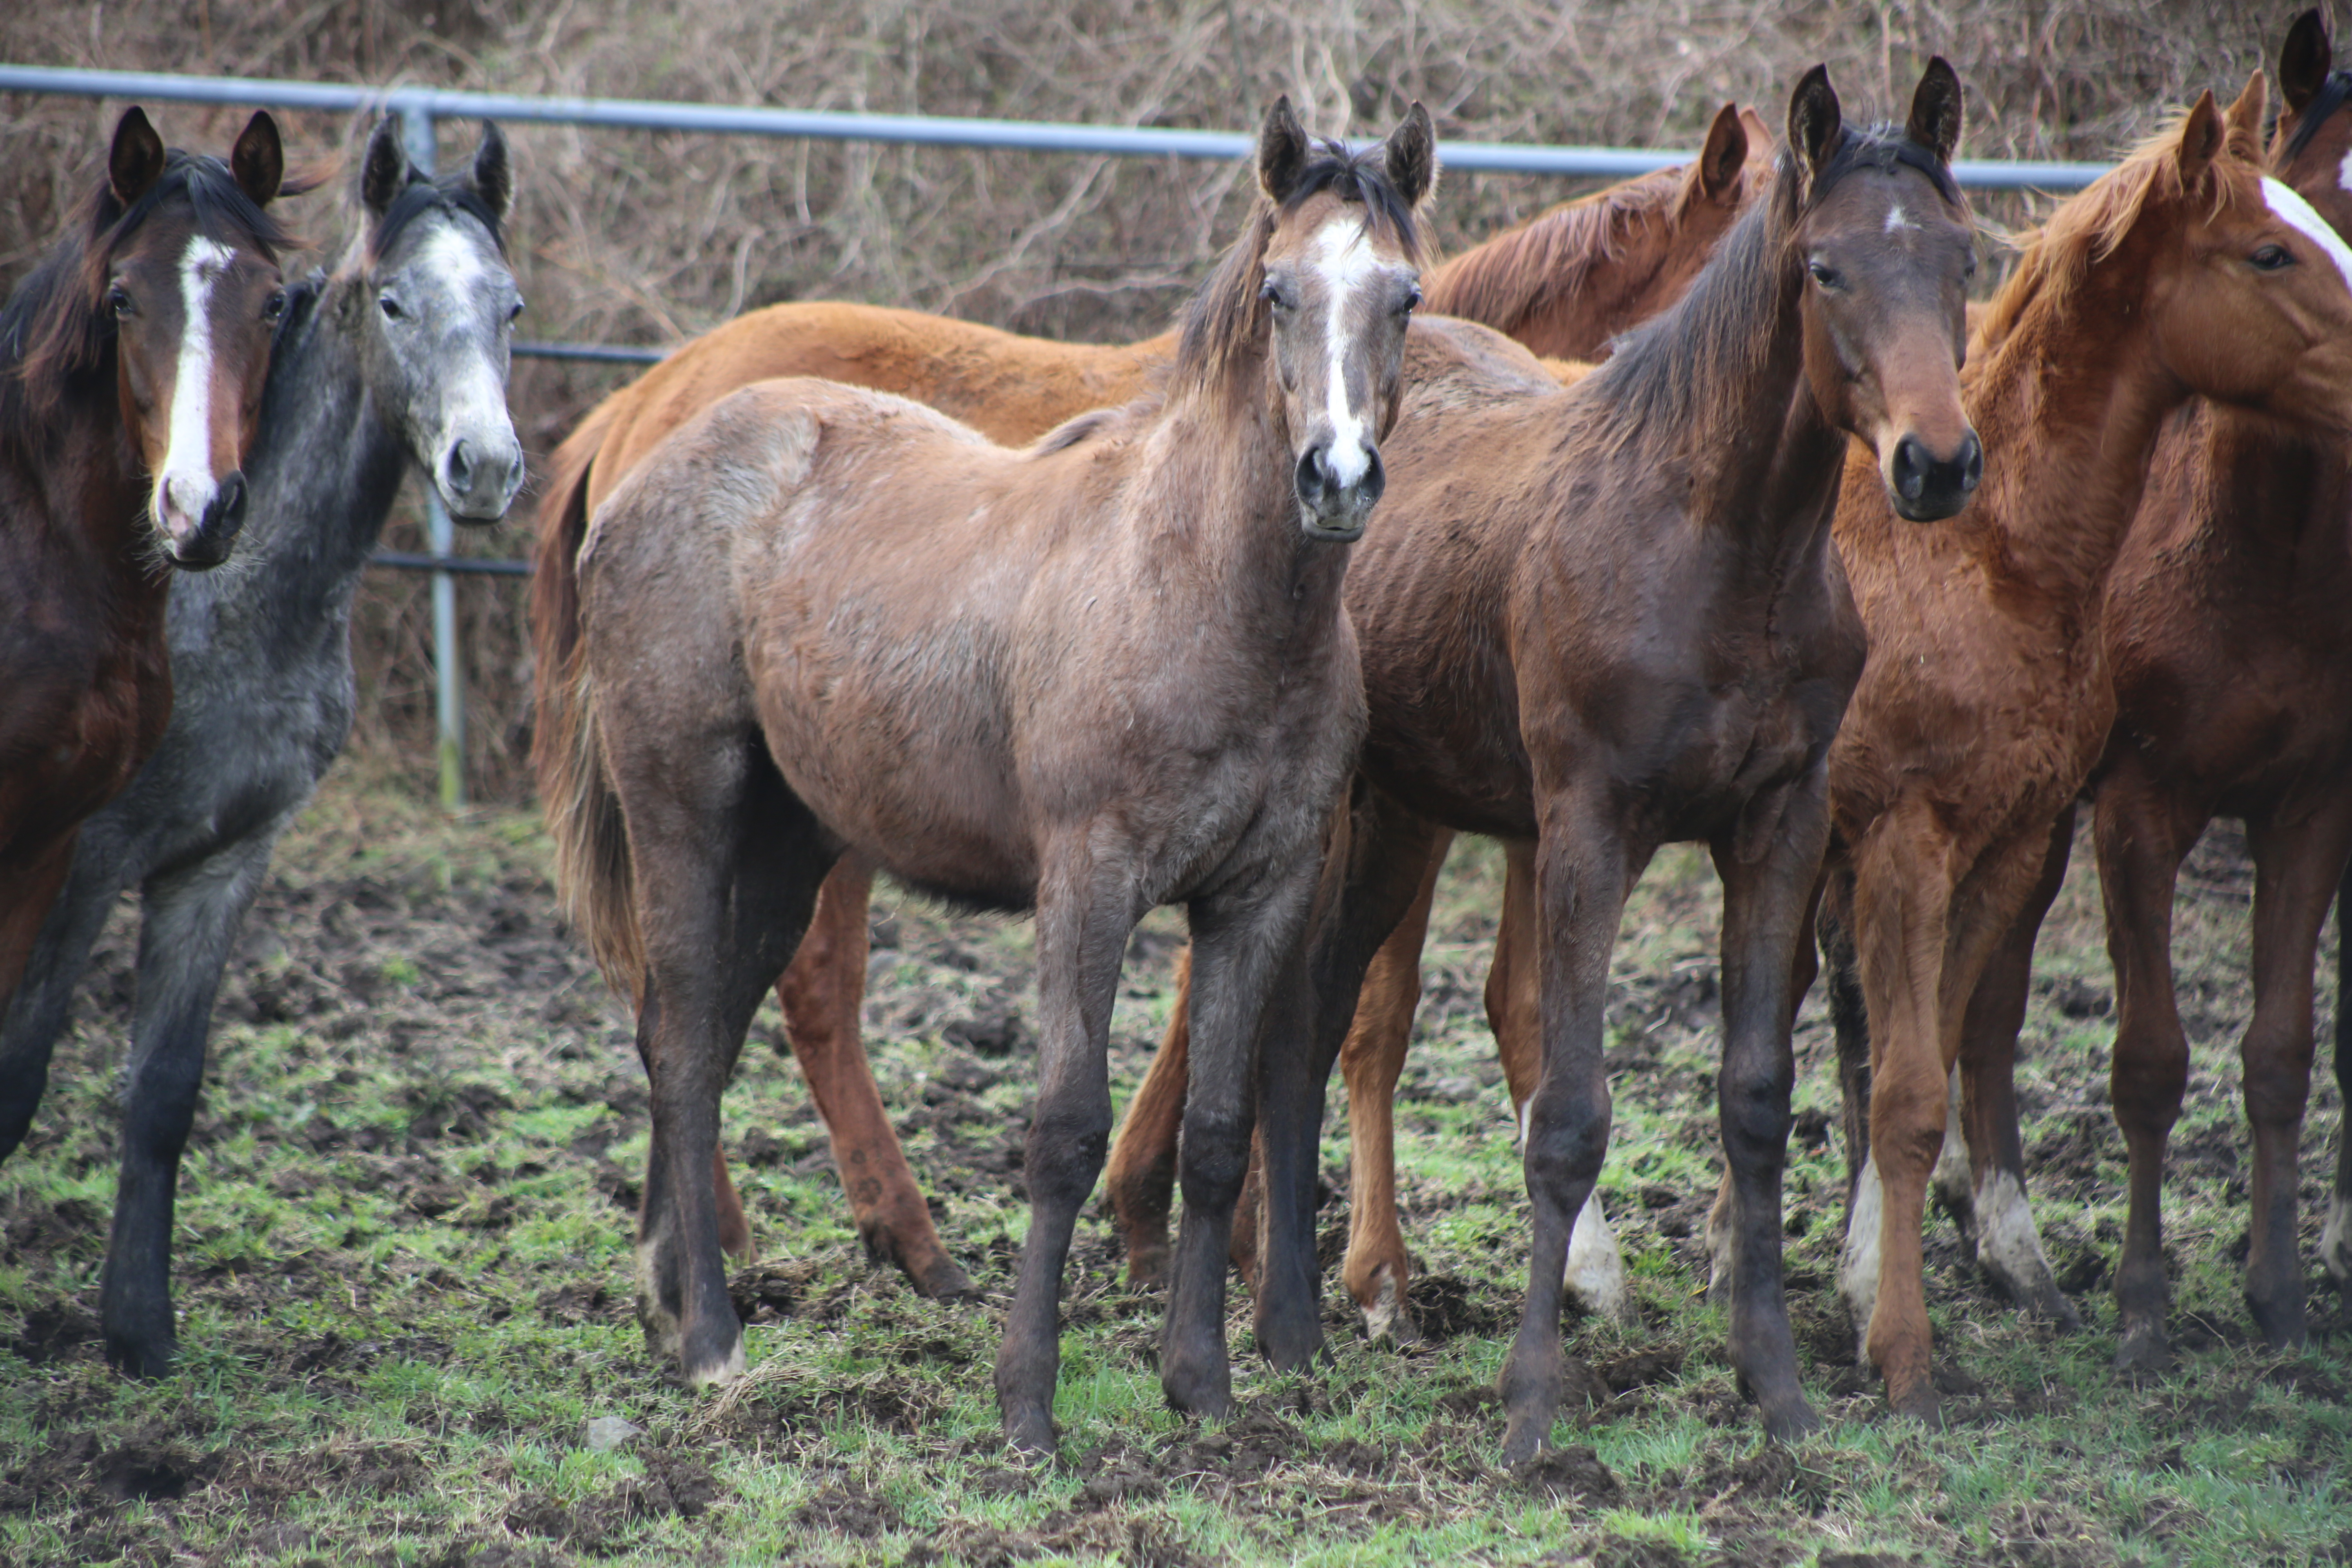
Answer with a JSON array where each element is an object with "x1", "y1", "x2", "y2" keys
[
  {"x1": 1171, "y1": 138, "x2": 1425, "y2": 399},
  {"x1": 1975, "y1": 111, "x2": 2264, "y2": 352},
  {"x1": 2, "y1": 149, "x2": 301, "y2": 437},
  {"x1": 1421, "y1": 163, "x2": 1690, "y2": 332},
  {"x1": 361, "y1": 172, "x2": 508, "y2": 271}
]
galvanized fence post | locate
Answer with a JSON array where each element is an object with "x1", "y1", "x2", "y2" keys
[{"x1": 397, "y1": 97, "x2": 467, "y2": 811}]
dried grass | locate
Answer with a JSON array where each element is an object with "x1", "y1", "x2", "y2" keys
[{"x1": 0, "y1": 0, "x2": 2267, "y2": 800}]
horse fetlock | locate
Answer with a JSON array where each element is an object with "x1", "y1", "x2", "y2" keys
[
  {"x1": 1497, "y1": 1337, "x2": 1564, "y2": 1465},
  {"x1": 1969, "y1": 1169, "x2": 2070, "y2": 1323},
  {"x1": 1837, "y1": 1158, "x2": 1884, "y2": 1361},
  {"x1": 1564, "y1": 1191, "x2": 1636, "y2": 1326}
]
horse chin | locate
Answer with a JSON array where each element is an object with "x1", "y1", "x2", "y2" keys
[
  {"x1": 1882, "y1": 477, "x2": 1971, "y2": 525},
  {"x1": 1298, "y1": 512, "x2": 1366, "y2": 544}
]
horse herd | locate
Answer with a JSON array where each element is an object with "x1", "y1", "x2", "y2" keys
[{"x1": 3, "y1": 10, "x2": 2351, "y2": 1467}]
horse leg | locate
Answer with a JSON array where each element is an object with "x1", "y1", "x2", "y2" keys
[
  {"x1": 2092, "y1": 768, "x2": 2201, "y2": 1372},
  {"x1": 996, "y1": 849, "x2": 1129, "y2": 1454},
  {"x1": 1253, "y1": 782, "x2": 1446, "y2": 1373},
  {"x1": 2238, "y1": 798, "x2": 2352, "y2": 1348},
  {"x1": 773, "y1": 851, "x2": 973, "y2": 1298},
  {"x1": 1337, "y1": 829, "x2": 1449, "y2": 1344},
  {"x1": 101, "y1": 830, "x2": 281, "y2": 1376},
  {"x1": 1106, "y1": 948, "x2": 1190, "y2": 1286},
  {"x1": 0, "y1": 833, "x2": 131, "y2": 1164},
  {"x1": 1708, "y1": 776, "x2": 1828, "y2": 1440},
  {"x1": 1490, "y1": 837, "x2": 1635, "y2": 1324},
  {"x1": 0, "y1": 838, "x2": 80, "y2": 1101},
  {"x1": 1499, "y1": 801, "x2": 1638, "y2": 1463},
  {"x1": 1844, "y1": 814, "x2": 1965, "y2": 1423},
  {"x1": 2329, "y1": 857, "x2": 2352, "y2": 1299},
  {"x1": 626, "y1": 743, "x2": 823, "y2": 1387},
  {"x1": 1949, "y1": 804, "x2": 2076, "y2": 1326},
  {"x1": 1163, "y1": 863, "x2": 1324, "y2": 1417}
]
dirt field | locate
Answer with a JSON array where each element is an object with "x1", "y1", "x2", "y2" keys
[{"x1": 3, "y1": 770, "x2": 2348, "y2": 1566}]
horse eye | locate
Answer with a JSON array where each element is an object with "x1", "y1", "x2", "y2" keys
[
  {"x1": 1398, "y1": 285, "x2": 1423, "y2": 315},
  {"x1": 1259, "y1": 280, "x2": 1292, "y2": 311},
  {"x1": 2252, "y1": 243, "x2": 2294, "y2": 272},
  {"x1": 1807, "y1": 261, "x2": 1843, "y2": 290},
  {"x1": 508, "y1": 298, "x2": 526, "y2": 323},
  {"x1": 379, "y1": 294, "x2": 405, "y2": 321},
  {"x1": 109, "y1": 285, "x2": 134, "y2": 318},
  {"x1": 264, "y1": 290, "x2": 287, "y2": 323}
]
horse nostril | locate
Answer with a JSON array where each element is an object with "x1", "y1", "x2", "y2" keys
[
  {"x1": 1358, "y1": 449, "x2": 1386, "y2": 510},
  {"x1": 1892, "y1": 435, "x2": 1928, "y2": 501},
  {"x1": 212, "y1": 472, "x2": 246, "y2": 526},
  {"x1": 1957, "y1": 431, "x2": 1984, "y2": 493},
  {"x1": 447, "y1": 439, "x2": 475, "y2": 490},
  {"x1": 1295, "y1": 448, "x2": 1328, "y2": 504}
]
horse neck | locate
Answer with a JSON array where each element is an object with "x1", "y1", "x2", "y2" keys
[
  {"x1": 2183, "y1": 402, "x2": 2352, "y2": 573},
  {"x1": 183, "y1": 274, "x2": 408, "y2": 643},
  {"x1": 6, "y1": 374, "x2": 166, "y2": 610},
  {"x1": 1142, "y1": 355, "x2": 1349, "y2": 639},
  {"x1": 1961, "y1": 247, "x2": 2188, "y2": 606}
]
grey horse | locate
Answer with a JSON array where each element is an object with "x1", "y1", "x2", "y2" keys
[{"x1": 0, "y1": 117, "x2": 525, "y2": 1376}]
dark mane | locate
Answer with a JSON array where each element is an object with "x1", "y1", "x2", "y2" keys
[
  {"x1": 2283, "y1": 70, "x2": 2352, "y2": 163},
  {"x1": 1, "y1": 149, "x2": 305, "y2": 440},
  {"x1": 366, "y1": 170, "x2": 507, "y2": 266},
  {"x1": 1169, "y1": 137, "x2": 1428, "y2": 399},
  {"x1": 1421, "y1": 162, "x2": 1691, "y2": 336},
  {"x1": 1586, "y1": 122, "x2": 1962, "y2": 453}
]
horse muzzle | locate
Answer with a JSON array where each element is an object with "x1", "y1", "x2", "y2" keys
[
  {"x1": 154, "y1": 469, "x2": 247, "y2": 569},
  {"x1": 439, "y1": 432, "x2": 526, "y2": 522},
  {"x1": 1294, "y1": 441, "x2": 1385, "y2": 543},
  {"x1": 1884, "y1": 427, "x2": 1982, "y2": 523}
]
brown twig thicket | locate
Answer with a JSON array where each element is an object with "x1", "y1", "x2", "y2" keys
[{"x1": 0, "y1": 0, "x2": 2264, "y2": 801}]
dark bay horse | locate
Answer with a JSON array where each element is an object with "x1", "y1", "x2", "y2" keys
[
  {"x1": 543, "y1": 101, "x2": 1433, "y2": 1452},
  {"x1": 529, "y1": 110, "x2": 1770, "y2": 1303},
  {"x1": 1830, "y1": 11, "x2": 2352, "y2": 1375},
  {"x1": 1820, "y1": 73, "x2": 2352, "y2": 1422},
  {"x1": 0, "y1": 118, "x2": 522, "y2": 1377},
  {"x1": 0, "y1": 109, "x2": 294, "y2": 1025},
  {"x1": 1143, "y1": 62, "x2": 1974, "y2": 1459}
]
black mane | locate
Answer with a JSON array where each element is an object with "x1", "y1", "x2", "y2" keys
[{"x1": 369, "y1": 170, "x2": 507, "y2": 264}]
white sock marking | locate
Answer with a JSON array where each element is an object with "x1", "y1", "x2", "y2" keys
[
  {"x1": 2322, "y1": 1194, "x2": 2352, "y2": 1285},
  {"x1": 1564, "y1": 1190, "x2": 1636, "y2": 1325},
  {"x1": 2262, "y1": 176, "x2": 2352, "y2": 298},
  {"x1": 1840, "y1": 1156, "x2": 1884, "y2": 1362},
  {"x1": 154, "y1": 236, "x2": 236, "y2": 537},
  {"x1": 1971, "y1": 1167, "x2": 2058, "y2": 1304}
]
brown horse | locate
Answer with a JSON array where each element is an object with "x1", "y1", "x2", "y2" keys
[
  {"x1": 541, "y1": 101, "x2": 1433, "y2": 1453},
  {"x1": 1830, "y1": 11, "x2": 2352, "y2": 1374},
  {"x1": 0, "y1": 109, "x2": 293, "y2": 1021},
  {"x1": 529, "y1": 107, "x2": 1771, "y2": 1300},
  {"x1": 1154, "y1": 63, "x2": 1976, "y2": 1461},
  {"x1": 1815, "y1": 72, "x2": 2352, "y2": 1422}
]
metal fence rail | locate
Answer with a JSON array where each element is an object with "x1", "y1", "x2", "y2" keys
[{"x1": 1, "y1": 62, "x2": 2115, "y2": 804}]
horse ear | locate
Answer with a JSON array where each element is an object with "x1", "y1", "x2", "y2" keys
[
  {"x1": 2281, "y1": 8, "x2": 2332, "y2": 114},
  {"x1": 1258, "y1": 96, "x2": 1310, "y2": 203},
  {"x1": 1906, "y1": 57, "x2": 1964, "y2": 165},
  {"x1": 2225, "y1": 71, "x2": 2269, "y2": 162},
  {"x1": 1737, "y1": 106, "x2": 1776, "y2": 165},
  {"x1": 108, "y1": 107, "x2": 167, "y2": 206},
  {"x1": 1382, "y1": 102, "x2": 1436, "y2": 208},
  {"x1": 1787, "y1": 65, "x2": 1842, "y2": 182},
  {"x1": 2176, "y1": 90, "x2": 2226, "y2": 189},
  {"x1": 361, "y1": 117, "x2": 412, "y2": 217},
  {"x1": 1696, "y1": 102, "x2": 1748, "y2": 203},
  {"x1": 468, "y1": 122, "x2": 514, "y2": 223},
  {"x1": 230, "y1": 111, "x2": 284, "y2": 206}
]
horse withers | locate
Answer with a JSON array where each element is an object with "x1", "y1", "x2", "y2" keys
[
  {"x1": 0, "y1": 109, "x2": 296, "y2": 1042},
  {"x1": 0, "y1": 117, "x2": 522, "y2": 1379},
  {"x1": 543, "y1": 100, "x2": 1433, "y2": 1453}
]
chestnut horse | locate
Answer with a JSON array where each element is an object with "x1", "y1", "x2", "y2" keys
[
  {"x1": 0, "y1": 109, "x2": 294, "y2": 1022},
  {"x1": 1814, "y1": 74, "x2": 2352, "y2": 1421},
  {"x1": 1828, "y1": 11, "x2": 2352, "y2": 1374},
  {"x1": 541, "y1": 102, "x2": 1432, "y2": 1452},
  {"x1": 1167, "y1": 63, "x2": 1975, "y2": 1461},
  {"x1": 530, "y1": 107, "x2": 1771, "y2": 1300}
]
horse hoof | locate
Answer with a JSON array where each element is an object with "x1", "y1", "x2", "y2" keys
[
  {"x1": 683, "y1": 1336, "x2": 747, "y2": 1389},
  {"x1": 915, "y1": 1255, "x2": 980, "y2": 1303},
  {"x1": 2112, "y1": 1321, "x2": 2171, "y2": 1376},
  {"x1": 1759, "y1": 1392, "x2": 1823, "y2": 1442},
  {"x1": 1160, "y1": 1358, "x2": 1232, "y2": 1419},
  {"x1": 1358, "y1": 1266, "x2": 1421, "y2": 1345},
  {"x1": 1883, "y1": 1376, "x2": 1940, "y2": 1427},
  {"x1": 1253, "y1": 1299, "x2": 1325, "y2": 1372},
  {"x1": 1003, "y1": 1404, "x2": 1058, "y2": 1457},
  {"x1": 104, "y1": 1334, "x2": 177, "y2": 1381},
  {"x1": 1499, "y1": 1409, "x2": 1551, "y2": 1466},
  {"x1": 1124, "y1": 1243, "x2": 1171, "y2": 1291},
  {"x1": 2247, "y1": 1300, "x2": 2307, "y2": 1352}
]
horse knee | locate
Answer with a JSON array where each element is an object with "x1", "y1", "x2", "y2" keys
[
  {"x1": 1523, "y1": 1091, "x2": 1609, "y2": 1201},
  {"x1": 1719, "y1": 1053, "x2": 1795, "y2": 1164},
  {"x1": 1026, "y1": 1113, "x2": 1111, "y2": 1210},
  {"x1": 1176, "y1": 1110, "x2": 1250, "y2": 1213}
]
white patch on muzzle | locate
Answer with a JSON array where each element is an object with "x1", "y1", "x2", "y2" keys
[
  {"x1": 1308, "y1": 216, "x2": 1383, "y2": 490},
  {"x1": 152, "y1": 236, "x2": 237, "y2": 543},
  {"x1": 2262, "y1": 176, "x2": 2352, "y2": 298}
]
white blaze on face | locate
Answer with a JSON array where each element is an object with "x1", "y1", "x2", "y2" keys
[
  {"x1": 153, "y1": 236, "x2": 237, "y2": 541},
  {"x1": 409, "y1": 220, "x2": 522, "y2": 511},
  {"x1": 2261, "y1": 176, "x2": 2352, "y2": 298},
  {"x1": 2338, "y1": 146, "x2": 2352, "y2": 196},
  {"x1": 1884, "y1": 202, "x2": 1914, "y2": 233},
  {"x1": 1307, "y1": 214, "x2": 1385, "y2": 490}
]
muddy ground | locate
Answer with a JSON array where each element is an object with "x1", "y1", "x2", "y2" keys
[{"x1": 2, "y1": 780, "x2": 2348, "y2": 1566}]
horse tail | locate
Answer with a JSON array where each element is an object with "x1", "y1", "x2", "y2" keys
[{"x1": 532, "y1": 394, "x2": 646, "y2": 1002}]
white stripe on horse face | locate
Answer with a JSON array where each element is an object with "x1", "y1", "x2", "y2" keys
[
  {"x1": 2261, "y1": 176, "x2": 2352, "y2": 298},
  {"x1": 154, "y1": 235, "x2": 236, "y2": 531},
  {"x1": 1884, "y1": 202, "x2": 1914, "y2": 233},
  {"x1": 416, "y1": 221, "x2": 492, "y2": 302},
  {"x1": 1308, "y1": 214, "x2": 1385, "y2": 489},
  {"x1": 2339, "y1": 146, "x2": 2352, "y2": 197}
]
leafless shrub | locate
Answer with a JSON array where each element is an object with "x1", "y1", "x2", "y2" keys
[{"x1": 0, "y1": 0, "x2": 2270, "y2": 800}]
